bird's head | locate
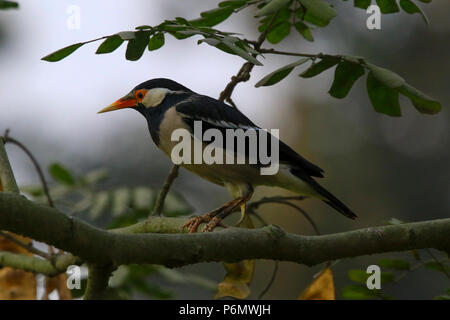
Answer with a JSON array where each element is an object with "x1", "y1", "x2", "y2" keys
[{"x1": 97, "y1": 78, "x2": 192, "y2": 114}]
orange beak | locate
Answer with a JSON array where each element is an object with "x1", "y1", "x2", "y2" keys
[{"x1": 97, "y1": 96, "x2": 138, "y2": 114}]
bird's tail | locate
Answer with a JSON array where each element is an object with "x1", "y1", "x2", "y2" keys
[{"x1": 290, "y1": 169, "x2": 357, "y2": 220}]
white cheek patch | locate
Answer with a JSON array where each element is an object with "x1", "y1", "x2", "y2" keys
[{"x1": 142, "y1": 88, "x2": 171, "y2": 108}]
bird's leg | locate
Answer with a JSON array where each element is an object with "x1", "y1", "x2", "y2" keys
[
  {"x1": 184, "y1": 190, "x2": 254, "y2": 233},
  {"x1": 183, "y1": 198, "x2": 242, "y2": 233},
  {"x1": 205, "y1": 191, "x2": 254, "y2": 233}
]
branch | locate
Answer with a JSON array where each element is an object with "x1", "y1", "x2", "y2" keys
[
  {"x1": 218, "y1": 11, "x2": 279, "y2": 105},
  {"x1": 83, "y1": 264, "x2": 115, "y2": 300},
  {"x1": 0, "y1": 230, "x2": 51, "y2": 259},
  {"x1": 3, "y1": 132, "x2": 54, "y2": 207},
  {"x1": 258, "y1": 48, "x2": 321, "y2": 58},
  {"x1": 0, "y1": 192, "x2": 449, "y2": 269},
  {"x1": 0, "y1": 251, "x2": 80, "y2": 276},
  {"x1": 0, "y1": 137, "x2": 19, "y2": 193},
  {"x1": 150, "y1": 164, "x2": 179, "y2": 216}
]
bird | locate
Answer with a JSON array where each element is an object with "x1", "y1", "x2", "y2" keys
[{"x1": 98, "y1": 78, "x2": 356, "y2": 232}]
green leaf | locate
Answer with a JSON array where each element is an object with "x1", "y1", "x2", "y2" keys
[
  {"x1": 219, "y1": 0, "x2": 249, "y2": 9},
  {"x1": 112, "y1": 188, "x2": 131, "y2": 216},
  {"x1": 348, "y1": 270, "x2": 370, "y2": 284},
  {"x1": 259, "y1": 8, "x2": 291, "y2": 32},
  {"x1": 125, "y1": 31, "x2": 150, "y2": 61},
  {"x1": 386, "y1": 217, "x2": 404, "y2": 225},
  {"x1": 89, "y1": 191, "x2": 110, "y2": 219},
  {"x1": 376, "y1": 0, "x2": 400, "y2": 13},
  {"x1": 354, "y1": 0, "x2": 372, "y2": 9},
  {"x1": 117, "y1": 31, "x2": 137, "y2": 40},
  {"x1": 300, "y1": 56, "x2": 340, "y2": 78},
  {"x1": 133, "y1": 187, "x2": 155, "y2": 209},
  {"x1": 298, "y1": 0, "x2": 337, "y2": 24},
  {"x1": 221, "y1": 39, "x2": 263, "y2": 65},
  {"x1": 398, "y1": 83, "x2": 442, "y2": 114},
  {"x1": 163, "y1": 193, "x2": 192, "y2": 217},
  {"x1": 21, "y1": 186, "x2": 44, "y2": 197},
  {"x1": 255, "y1": 0, "x2": 291, "y2": 17},
  {"x1": 367, "y1": 72, "x2": 401, "y2": 116},
  {"x1": 267, "y1": 21, "x2": 291, "y2": 44},
  {"x1": 378, "y1": 258, "x2": 411, "y2": 270},
  {"x1": 366, "y1": 63, "x2": 405, "y2": 88},
  {"x1": 256, "y1": 58, "x2": 310, "y2": 87},
  {"x1": 329, "y1": 61, "x2": 365, "y2": 98},
  {"x1": 0, "y1": 1, "x2": 18, "y2": 9},
  {"x1": 399, "y1": 0, "x2": 429, "y2": 24},
  {"x1": 48, "y1": 163, "x2": 76, "y2": 186},
  {"x1": 294, "y1": 21, "x2": 314, "y2": 42},
  {"x1": 41, "y1": 43, "x2": 84, "y2": 62},
  {"x1": 200, "y1": 6, "x2": 234, "y2": 26},
  {"x1": 82, "y1": 168, "x2": 110, "y2": 185},
  {"x1": 96, "y1": 35, "x2": 124, "y2": 54},
  {"x1": 199, "y1": 38, "x2": 233, "y2": 55},
  {"x1": 148, "y1": 33, "x2": 165, "y2": 51},
  {"x1": 342, "y1": 285, "x2": 379, "y2": 300},
  {"x1": 295, "y1": 6, "x2": 330, "y2": 27},
  {"x1": 424, "y1": 262, "x2": 450, "y2": 274},
  {"x1": 135, "y1": 25, "x2": 152, "y2": 30}
]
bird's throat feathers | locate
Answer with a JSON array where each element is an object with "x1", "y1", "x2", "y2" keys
[{"x1": 138, "y1": 91, "x2": 191, "y2": 146}]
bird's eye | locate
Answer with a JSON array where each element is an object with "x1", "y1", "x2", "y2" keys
[{"x1": 137, "y1": 92, "x2": 144, "y2": 99}]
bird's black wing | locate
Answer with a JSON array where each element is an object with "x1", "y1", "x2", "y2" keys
[{"x1": 175, "y1": 94, "x2": 324, "y2": 178}]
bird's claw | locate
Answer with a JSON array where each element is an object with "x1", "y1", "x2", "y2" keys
[
  {"x1": 184, "y1": 214, "x2": 212, "y2": 233},
  {"x1": 203, "y1": 218, "x2": 227, "y2": 232},
  {"x1": 184, "y1": 214, "x2": 228, "y2": 233}
]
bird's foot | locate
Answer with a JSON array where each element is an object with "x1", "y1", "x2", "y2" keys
[
  {"x1": 184, "y1": 213, "x2": 213, "y2": 233},
  {"x1": 203, "y1": 217, "x2": 227, "y2": 232},
  {"x1": 184, "y1": 213, "x2": 227, "y2": 233}
]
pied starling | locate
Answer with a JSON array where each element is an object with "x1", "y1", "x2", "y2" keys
[{"x1": 98, "y1": 78, "x2": 356, "y2": 232}]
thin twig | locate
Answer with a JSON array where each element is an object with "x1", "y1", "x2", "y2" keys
[
  {"x1": 3, "y1": 130, "x2": 54, "y2": 208},
  {"x1": 150, "y1": 164, "x2": 179, "y2": 216},
  {"x1": 271, "y1": 200, "x2": 320, "y2": 236},
  {"x1": 425, "y1": 249, "x2": 450, "y2": 280},
  {"x1": 393, "y1": 257, "x2": 449, "y2": 283},
  {"x1": 0, "y1": 230, "x2": 52, "y2": 260},
  {"x1": 258, "y1": 261, "x2": 278, "y2": 300},
  {"x1": 248, "y1": 209, "x2": 279, "y2": 300},
  {"x1": 0, "y1": 134, "x2": 19, "y2": 193},
  {"x1": 247, "y1": 195, "x2": 306, "y2": 211},
  {"x1": 219, "y1": 11, "x2": 280, "y2": 106},
  {"x1": 248, "y1": 210, "x2": 269, "y2": 227},
  {"x1": 258, "y1": 48, "x2": 322, "y2": 58},
  {"x1": 247, "y1": 196, "x2": 318, "y2": 235}
]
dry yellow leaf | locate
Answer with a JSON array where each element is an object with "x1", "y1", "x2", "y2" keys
[
  {"x1": 0, "y1": 267, "x2": 36, "y2": 300},
  {"x1": 299, "y1": 268, "x2": 335, "y2": 300},
  {"x1": 44, "y1": 274, "x2": 72, "y2": 300},
  {"x1": 214, "y1": 212, "x2": 255, "y2": 300},
  {"x1": 0, "y1": 154, "x2": 36, "y2": 299},
  {"x1": 215, "y1": 260, "x2": 255, "y2": 299},
  {"x1": 0, "y1": 202, "x2": 37, "y2": 299}
]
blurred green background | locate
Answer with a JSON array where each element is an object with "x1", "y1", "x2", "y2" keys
[{"x1": 0, "y1": 0, "x2": 448, "y2": 299}]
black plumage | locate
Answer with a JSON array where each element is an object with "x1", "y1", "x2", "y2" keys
[{"x1": 99, "y1": 78, "x2": 357, "y2": 231}]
